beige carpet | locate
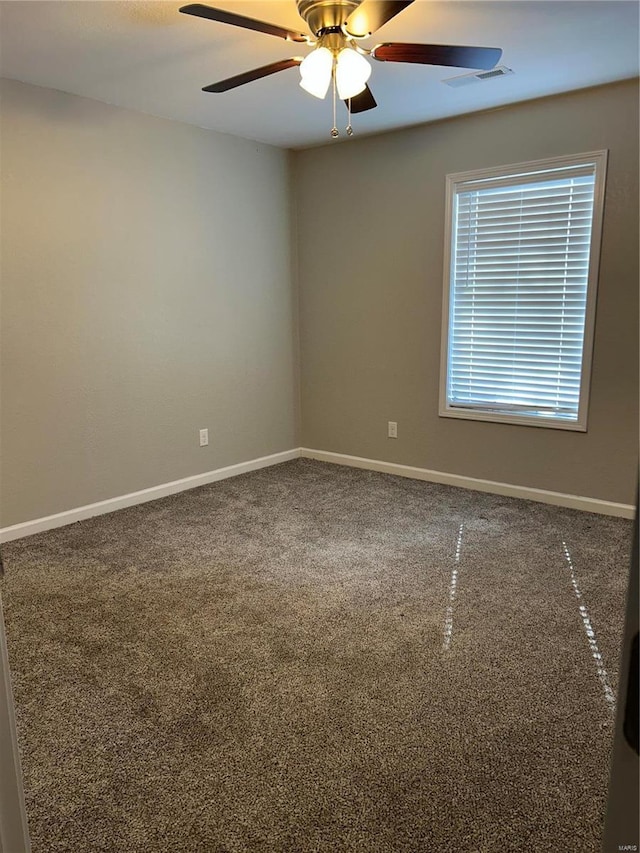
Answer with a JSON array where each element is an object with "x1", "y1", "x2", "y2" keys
[{"x1": 0, "y1": 459, "x2": 633, "y2": 852}]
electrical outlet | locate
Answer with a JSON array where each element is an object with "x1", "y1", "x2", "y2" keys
[
  {"x1": 199, "y1": 428, "x2": 208, "y2": 447},
  {"x1": 388, "y1": 421, "x2": 398, "y2": 439}
]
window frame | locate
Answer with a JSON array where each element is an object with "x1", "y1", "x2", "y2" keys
[{"x1": 439, "y1": 150, "x2": 608, "y2": 432}]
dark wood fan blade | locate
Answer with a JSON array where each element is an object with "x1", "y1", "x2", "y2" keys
[
  {"x1": 345, "y1": 85, "x2": 377, "y2": 113},
  {"x1": 345, "y1": 1, "x2": 414, "y2": 38},
  {"x1": 180, "y1": 4, "x2": 308, "y2": 42},
  {"x1": 203, "y1": 58, "x2": 302, "y2": 92},
  {"x1": 372, "y1": 42, "x2": 502, "y2": 69}
]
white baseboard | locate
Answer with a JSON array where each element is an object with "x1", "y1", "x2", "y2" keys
[
  {"x1": 0, "y1": 449, "x2": 301, "y2": 543},
  {"x1": 300, "y1": 448, "x2": 636, "y2": 519},
  {"x1": 1, "y1": 446, "x2": 634, "y2": 544}
]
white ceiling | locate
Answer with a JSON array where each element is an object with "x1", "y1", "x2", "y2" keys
[{"x1": 1, "y1": 1, "x2": 638, "y2": 149}]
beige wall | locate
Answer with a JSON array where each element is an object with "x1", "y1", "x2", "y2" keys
[
  {"x1": 0, "y1": 79, "x2": 298, "y2": 527},
  {"x1": 294, "y1": 80, "x2": 639, "y2": 505},
  {"x1": 1, "y1": 78, "x2": 637, "y2": 527}
]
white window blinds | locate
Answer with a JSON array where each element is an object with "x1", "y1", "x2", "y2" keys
[{"x1": 442, "y1": 155, "x2": 606, "y2": 429}]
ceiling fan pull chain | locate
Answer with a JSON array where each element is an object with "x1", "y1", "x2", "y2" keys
[
  {"x1": 331, "y1": 62, "x2": 339, "y2": 138},
  {"x1": 346, "y1": 98, "x2": 353, "y2": 137}
]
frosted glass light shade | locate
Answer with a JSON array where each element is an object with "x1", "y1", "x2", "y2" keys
[
  {"x1": 299, "y1": 47, "x2": 333, "y2": 99},
  {"x1": 335, "y1": 48, "x2": 371, "y2": 99}
]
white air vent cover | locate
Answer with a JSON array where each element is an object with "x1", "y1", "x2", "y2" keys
[{"x1": 442, "y1": 65, "x2": 514, "y2": 88}]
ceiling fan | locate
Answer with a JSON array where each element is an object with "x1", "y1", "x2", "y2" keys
[{"x1": 180, "y1": 0, "x2": 503, "y2": 136}]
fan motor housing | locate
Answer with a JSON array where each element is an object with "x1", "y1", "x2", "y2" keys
[{"x1": 297, "y1": 0, "x2": 361, "y2": 36}]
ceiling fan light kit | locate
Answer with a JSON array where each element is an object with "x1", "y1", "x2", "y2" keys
[
  {"x1": 299, "y1": 46, "x2": 333, "y2": 98},
  {"x1": 180, "y1": 0, "x2": 503, "y2": 139},
  {"x1": 335, "y1": 48, "x2": 372, "y2": 99}
]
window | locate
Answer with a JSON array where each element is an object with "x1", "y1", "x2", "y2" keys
[{"x1": 440, "y1": 151, "x2": 607, "y2": 431}]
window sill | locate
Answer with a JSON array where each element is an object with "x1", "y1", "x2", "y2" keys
[{"x1": 438, "y1": 406, "x2": 587, "y2": 432}]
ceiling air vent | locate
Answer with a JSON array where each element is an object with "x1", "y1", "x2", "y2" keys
[{"x1": 442, "y1": 65, "x2": 514, "y2": 88}]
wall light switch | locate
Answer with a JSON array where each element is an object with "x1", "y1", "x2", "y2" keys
[
  {"x1": 199, "y1": 428, "x2": 209, "y2": 447},
  {"x1": 388, "y1": 421, "x2": 398, "y2": 439}
]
